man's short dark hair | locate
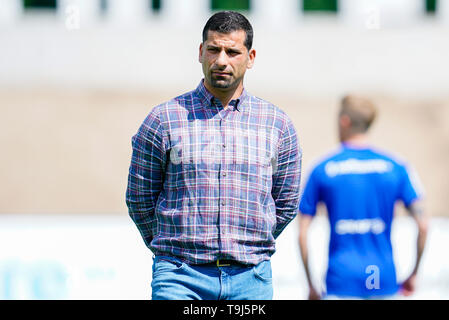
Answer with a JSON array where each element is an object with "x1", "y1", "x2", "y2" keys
[{"x1": 202, "y1": 11, "x2": 253, "y2": 50}]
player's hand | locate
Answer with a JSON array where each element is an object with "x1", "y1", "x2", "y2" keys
[
  {"x1": 308, "y1": 286, "x2": 321, "y2": 300},
  {"x1": 400, "y1": 273, "x2": 417, "y2": 296}
]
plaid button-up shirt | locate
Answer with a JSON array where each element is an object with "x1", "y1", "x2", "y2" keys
[{"x1": 126, "y1": 80, "x2": 301, "y2": 265}]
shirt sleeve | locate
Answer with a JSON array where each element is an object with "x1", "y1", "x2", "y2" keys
[
  {"x1": 126, "y1": 106, "x2": 167, "y2": 248},
  {"x1": 399, "y1": 163, "x2": 423, "y2": 207},
  {"x1": 271, "y1": 118, "x2": 302, "y2": 239},
  {"x1": 299, "y1": 166, "x2": 321, "y2": 216}
]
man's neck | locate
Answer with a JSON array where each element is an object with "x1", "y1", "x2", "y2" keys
[
  {"x1": 341, "y1": 134, "x2": 370, "y2": 148},
  {"x1": 204, "y1": 81, "x2": 244, "y2": 108}
]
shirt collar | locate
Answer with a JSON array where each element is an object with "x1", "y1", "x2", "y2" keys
[{"x1": 195, "y1": 79, "x2": 249, "y2": 112}]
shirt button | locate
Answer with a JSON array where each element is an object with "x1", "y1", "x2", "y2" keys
[
  {"x1": 222, "y1": 172, "x2": 227, "y2": 177},
  {"x1": 222, "y1": 144, "x2": 226, "y2": 149},
  {"x1": 221, "y1": 201, "x2": 225, "y2": 206}
]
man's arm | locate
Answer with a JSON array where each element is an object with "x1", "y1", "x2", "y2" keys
[
  {"x1": 271, "y1": 119, "x2": 302, "y2": 238},
  {"x1": 126, "y1": 108, "x2": 166, "y2": 248},
  {"x1": 401, "y1": 199, "x2": 429, "y2": 296},
  {"x1": 298, "y1": 213, "x2": 321, "y2": 300}
]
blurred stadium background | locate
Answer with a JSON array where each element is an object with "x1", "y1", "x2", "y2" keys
[{"x1": 0, "y1": 0, "x2": 448, "y2": 299}]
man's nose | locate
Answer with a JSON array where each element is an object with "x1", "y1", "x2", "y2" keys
[{"x1": 215, "y1": 50, "x2": 229, "y2": 67}]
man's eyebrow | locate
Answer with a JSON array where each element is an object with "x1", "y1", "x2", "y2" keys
[{"x1": 206, "y1": 44, "x2": 243, "y2": 52}]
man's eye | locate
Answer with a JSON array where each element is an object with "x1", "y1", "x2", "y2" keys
[{"x1": 208, "y1": 48, "x2": 219, "y2": 52}]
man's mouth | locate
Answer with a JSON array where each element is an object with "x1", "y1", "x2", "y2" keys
[{"x1": 212, "y1": 71, "x2": 231, "y2": 77}]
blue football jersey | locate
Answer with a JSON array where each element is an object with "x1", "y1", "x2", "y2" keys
[{"x1": 299, "y1": 143, "x2": 422, "y2": 297}]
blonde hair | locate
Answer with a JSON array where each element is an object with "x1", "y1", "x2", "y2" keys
[{"x1": 340, "y1": 95, "x2": 377, "y2": 133}]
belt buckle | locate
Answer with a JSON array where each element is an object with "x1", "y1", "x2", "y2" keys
[{"x1": 216, "y1": 259, "x2": 230, "y2": 267}]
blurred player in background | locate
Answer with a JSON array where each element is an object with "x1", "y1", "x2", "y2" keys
[
  {"x1": 298, "y1": 95, "x2": 428, "y2": 299},
  {"x1": 126, "y1": 11, "x2": 301, "y2": 300}
]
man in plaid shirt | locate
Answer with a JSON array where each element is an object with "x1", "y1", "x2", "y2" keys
[{"x1": 126, "y1": 11, "x2": 301, "y2": 300}]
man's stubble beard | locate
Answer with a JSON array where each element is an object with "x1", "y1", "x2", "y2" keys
[{"x1": 210, "y1": 77, "x2": 233, "y2": 89}]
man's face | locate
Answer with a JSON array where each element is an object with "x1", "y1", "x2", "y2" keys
[{"x1": 199, "y1": 30, "x2": 255, "y2": 92}]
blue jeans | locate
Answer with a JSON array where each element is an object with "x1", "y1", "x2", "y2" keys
[{"x1": 151, "y1": 255, "x2": 273, "y2": 300}]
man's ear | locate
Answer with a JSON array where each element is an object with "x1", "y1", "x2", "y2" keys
[
  {"x1": 247, "y1": 48, "x2": 256, "y2": 69},
  {"x1": 198, "y1": 43, "x2": 204, "y2": 63},
  {"x1": 339, "y1": 114, "x2": 352, "y2": 129}
]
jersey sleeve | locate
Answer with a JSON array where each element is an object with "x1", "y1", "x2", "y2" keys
[
  {"x1": 398, "y1": 163, "x2": 424, "y2": 207},
  {"x1": 299, "y1": 166, "x2": 321, "y2": 216}
]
